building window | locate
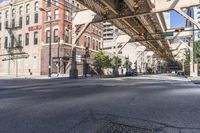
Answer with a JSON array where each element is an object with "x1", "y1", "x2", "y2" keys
[
  {"x1": 18, "y1": 34, "x2": 22, "y2": 46},
  {"x1": 88, "y1": 37, "x2": 90, "y2": 48},
  {"x1": 0, "y1": 22, "x2": 1, "y2": 31},
  {"x1": 34, "y1": 32, "x2": 38, "y2": 45},
  {"x1": 96, "y1": 40, "x2": 98, "y2": 50},
  {"x1": 54, "y1": 29, "x2": 59, "y2": 42},
  {"x1": 11, "y1": 35, "x2": 15, "y2": 48},
  {"x1": 19, "y1": 6, "x2": 23, "y2": 15},
  {"x1": 12, "y1": 9, "x2": 15, "y2": 18},
  {"x1": 55, "y1": 0, "x2": 59, "y2": 6},
  {"x1": 96, "y1": 28, "x2": 98, "y2": 35},
  {"x1": 26, "y1": 4, "x2": 30, "y2": 13},
  {"x1": 46, "y1": 30, "x2": 50, "y2": 43},
  {"x1": 99, "y1": 42, "x2": 101, "y2": 50},
  {"x1": 12, "y1": 19, "x2": 15, "y2": 28},
  {"x1": 34, "y1": 13, "x2": 39, "y2": 23},
  {"x1": 65, "y1": 29, "x2": 69, "y2": 43},
  {"x1": 47, "y1": 11, "x2": 51, "y2": 21},
  {"x1": 5, "y1": 21, "x2": 8, "y2": 28},
  {"x1": 47, "y1": 0, "x2": 51, "y2": 7},
  {"x1": 26, "y1": 15, "x2": 30, "y2": 25},
  {"x1": 35, "y1": 2, "x2": 38, "y2": 11},
  {"x1": 0, "y1": 12, "x2": 1, "y2": 21},
  {"x1": 65, "y1": 11, "x2": 70, "y2": 21},
  {"x1": 5, "y1": 10, "x2": 9, "y2": 19},
  {"x1": 25, "y1": 33, "x2": 29, "y2": 45},
  {"x1": 77, "y1": 4, "x2": 80, "y2": 9},
  {"x1": 84, "y1": 36, "x2": 87, "y2": 47},
  {"x1": 19, "y1": 17, "x2": 22, "y2": 27},
  {"x1": 76, "y1": 33, "x2": 79, "y2": 45},
  {"x1": 4, "y1": 37, "x2": 8, "y2": 48},
  {"x1": 92, "y1": 39, "x2": 95, "y2": 50},
  {"x1": 54, "y1": 9, "x2": 59, "y2": 19}
]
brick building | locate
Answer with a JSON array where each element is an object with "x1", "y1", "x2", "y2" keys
[{"x1": 0, "y1": 0, "x2": 103, "y2": 76}]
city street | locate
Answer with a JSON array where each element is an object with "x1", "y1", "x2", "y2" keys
[{"x1": 0, "y1": 74, "x2": 200, "y2": 133}]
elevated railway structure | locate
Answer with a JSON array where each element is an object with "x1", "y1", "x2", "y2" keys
[{"x1": 74, "y1": 0, "x2": 200, "y2": 64}]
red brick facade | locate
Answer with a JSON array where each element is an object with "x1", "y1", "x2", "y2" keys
[{"x1": 40, "y1": 0, "x2": 103, "y2": 75}]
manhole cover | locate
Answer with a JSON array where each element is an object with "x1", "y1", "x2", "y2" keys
[{"x1": 97, "y1": 121, "x2": 157, "y2": 133}]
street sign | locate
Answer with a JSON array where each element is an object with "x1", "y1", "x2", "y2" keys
[
  {"x1": 160, "y1": 32, "x2": 174, "y2": 38},
  {"x1": 2, "y1": 54, "x2": 29, "y2": 61},
  {"x1": 28, "y1": 25, "x2": 42, "y2": 31}
]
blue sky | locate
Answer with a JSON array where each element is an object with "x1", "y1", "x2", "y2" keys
[
  {"x1": 0, "y1": 0, "x2": 185, "y2": 28},
  {"x1": 170, "y1": 11, "x2": 185, "y2": 28}
]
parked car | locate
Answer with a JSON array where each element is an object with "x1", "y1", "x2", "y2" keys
[
  {"x1": 177, "y1": 70, "x2": 185, "y2": 76},
  {"x1": 171, "y1": 70, "x2": 176, "y2": 74},
  {"x1": 125, "y1": 69, "x2": 136, "y2": 76}
]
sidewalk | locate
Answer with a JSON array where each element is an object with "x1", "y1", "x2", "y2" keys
[
  {"x1": 188, "y1": 76, "x2": 200, "y2": 84},
  {"x1": 0, "y1": 74, "x2": 100, "y2": 80},
  {"x1": 0, "y1": 74, "x2": 69, "y2": 80}
]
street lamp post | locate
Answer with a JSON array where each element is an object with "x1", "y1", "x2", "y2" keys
[
  {"x1": 39, "y1": 8, "x2": 52, "y2": 77},
  {"x1": 57, "y1": 37, "x2": 61, "y2": 76},
  {"x1": 49, "y1": 17, "x2": 52, "y2": 77}
]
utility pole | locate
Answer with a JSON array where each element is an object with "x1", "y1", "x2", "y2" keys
[
  {"x1": 49, "y1": 17, "x2": 52, "y2": 77},
  {"x1": 57, "y1": 37, "x2": 61, "y2": 76}
]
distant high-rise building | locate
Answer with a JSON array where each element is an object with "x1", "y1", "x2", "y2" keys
[
  {"x1": 163, "y1": 12, "x2": 171, "y2": 29},
  {"x1": 186, "y1": 7, "x2": 200, "y2": 41}
]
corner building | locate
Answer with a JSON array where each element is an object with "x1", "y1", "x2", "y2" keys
[
  {"x1": 0, "y1": 0, "x2": 42, "y2": 76},
  {"x1": 0, "y1": 0, "x2": 103, "y2": 76}
]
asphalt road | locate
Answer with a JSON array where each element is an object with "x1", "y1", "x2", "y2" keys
[{"x1": 0, "y1": 74, "x2": 200, "y2": 133}]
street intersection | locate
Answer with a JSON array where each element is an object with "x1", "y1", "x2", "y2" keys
[{"x1": 0, "y1": 74, "x2": 200, "y2": 133}]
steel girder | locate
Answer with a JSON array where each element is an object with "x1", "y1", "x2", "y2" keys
[{"x1": 76, "y1": 0, "x2": 198, "y2": 63}]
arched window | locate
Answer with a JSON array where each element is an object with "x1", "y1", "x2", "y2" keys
[
  {"x1": 88, "y1": 37, "x2": 90, "y2": 48},
  {"x1": 12, "y1": 9, "x2": 15, "y2": 17},
  {"x1": 84, "y1": 36, "x2": 87, "y2": 47},
  {"x1": 35, "y1": 2, "x2": 38, "y2": 11},
  {"x1": 77, "y1": 3, "x2": 80, "y2": 9},
  {"x1": 26, "y1": 4, "x2": 30, "y2": 13},
  {"x1": 5, "y1": 10, "x2": 9, "y2": 19},
  {"x1": 96, "y1": 40, "x2": 98, "y2": 50},
  {"x1": 92, "y1": 39, "x2": 95, "y2": 50},
  {"x1": 19, "y1": 6, "x2": 23, "y2": 15}
]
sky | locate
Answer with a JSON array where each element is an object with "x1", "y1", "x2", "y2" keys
[
  {"x1": 0, "y1": 0, "x2": 186, "y2": 28},
  {"x1": 170, "y1": 10, "x2": 186, "y2": 28}
]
